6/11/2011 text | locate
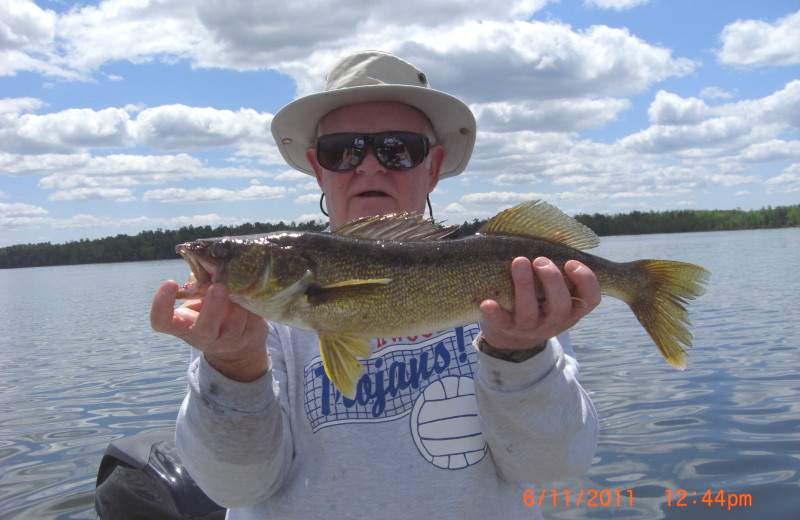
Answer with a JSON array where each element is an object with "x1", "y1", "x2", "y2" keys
[
  {"x1": 523, "y1": 489, "x2": 634, "y2": 508},
  {"x1": 524, "y1": 489, "x2": 754, "y2": 510},
  {"x1": 665, "y1": 489, "x2": 753, "y2": 510}
]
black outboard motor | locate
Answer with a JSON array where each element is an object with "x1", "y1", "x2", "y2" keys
[{"x1": 95, "y1": 429, "x2": 225, "y2": 519}]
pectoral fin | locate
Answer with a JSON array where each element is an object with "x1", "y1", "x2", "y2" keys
[
  {"x1": 319, "y1": 333, "x2": 373, "y2": 399},
  {"x1": 306, "y1": 278, "x2": 392, "y2": 306},
  {"x1": 246, "y1": 270, "x2": 315, "y2": 316}
]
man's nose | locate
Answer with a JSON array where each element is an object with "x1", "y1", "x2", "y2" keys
[{"x1": 355, "y1": 149, "x2": 387, "y2": 175}]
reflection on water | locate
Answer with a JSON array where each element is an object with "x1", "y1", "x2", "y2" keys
[
  {"x1": 542, "y1": 229, "x2": 800, "y2": 520},
  {"x1": 0, "y1": 260, "x2": 190, "y2": 519},
  {"x1": 1, "y1": 230, "x2": 799, "y2": 519}
]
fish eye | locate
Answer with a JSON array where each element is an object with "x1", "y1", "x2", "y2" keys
[{"x1": 209, "y1": 239, "x2": 231, "y2": 260}]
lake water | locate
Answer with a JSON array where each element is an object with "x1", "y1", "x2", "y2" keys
[{"x1": 0, "y1": 228, "x2": 798, "y2": 519}]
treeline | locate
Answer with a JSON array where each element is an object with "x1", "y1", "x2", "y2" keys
[
  {"x1": 1, "y1": 205, "x2": 797, "y2": 269},
  {"x1": 575, "y1": 205, "x2": 800, "y2": 236},
  {"x1": 0, "y1": 220, "x2": 326, "y2": 269},
  {"x1": 456, "y1": 204, "x2": 800, "y2": 237}
]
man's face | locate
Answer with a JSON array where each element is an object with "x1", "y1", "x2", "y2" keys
[{"x1": 306, "y1": 102, "x2": 445, "y2": 230}]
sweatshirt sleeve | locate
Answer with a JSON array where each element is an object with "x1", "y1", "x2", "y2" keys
[
  {"x1": 175, "y1": 324, "x2": 293, "y2": 508},
  {"x1": 474, "y1": 333, "x2": 598, "y2": 484}
]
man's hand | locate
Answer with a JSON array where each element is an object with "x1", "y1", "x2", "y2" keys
[
  {"x1": 150, "y1": 280, "x2": 269, "y2": 381},
  {"x1": 479, "y1": 257, "x2": 601, "y2": 355}
]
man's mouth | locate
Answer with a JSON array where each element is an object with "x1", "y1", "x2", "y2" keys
[{"x1": 357, "y1": 191, "x2": 389, "y2": 197}]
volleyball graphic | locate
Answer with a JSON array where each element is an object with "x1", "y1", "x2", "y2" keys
[{"x1": 410, "y1": 376, "x2": 487, "y2": 470}]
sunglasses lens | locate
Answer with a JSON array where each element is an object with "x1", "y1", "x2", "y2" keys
[
  {"x1": 316, "y1": 134, "x2": 365, "y2": 171},
  {"x1": 316, "y1": 132, "x2": 429, "y2": 172},
  {"x1": 375, "y1": 133, "x2": 428, "y2": 169}
]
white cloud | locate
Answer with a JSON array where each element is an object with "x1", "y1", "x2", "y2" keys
[
  {"x1": 461, "y1": 191, "x2": 550, "y2": 206},
  {"x1": 1, "y1": 101, "x2": 279, "y2": 156},
  {"x1": 48, "y1": 212, "x2": 249, "y2": 230},
  {"x1": 0, "y1": 201, "x2": 49, "y2": 230},
  {"x1": 442, "y1": 202, "x2": 468, "y2": 214},
  {"x1": 294, "y1": 193, "x2": 319, "y2": 205},
  {"x1": 699, "y1": 86, "x2": 735, "y2": 100},
  {"x1": 0, "y1": 0, "x2": 78, "y2": 78},
  {"x1": 0, "y1": 150, "x2": 280, "y2": 202},
  {"x1": 47, "y1": 187, "x2": 135, "y2": 202},
  {"x1": 621, "y1": 81, "x2": 800, "y2": 159},
  {"x1": 648, "y1": 91, "x2": 711, "y2": 125},
  {"x1": 0, "y1": 151, "x2": 94, "y2": 177},
  {"x1": 3, "y1": 0, "x2": 695, "y2": 108},
  {"x1": 143, "y1": 185, "x2": 286, "y2": 203},
  {"x1": 0, "y1": 101, "x2": 135, "y2": 153},
  {"x1": 295, "y1": 211, "x2": 327, "y2": 223},
  {"x1": 0, "y1": 201, "x2": 48, "y2": 216},
  {"x1": 734, "y1": 140, "x2": 800, "y2": 166},
  {"x1": 722, "y1": 79, "x2": 800, "y2": 128},
  {"x1": 136, "y1": 104, "x2": 272, "y2": 151},
  {"x1": 472, "y1": 97, "x2": 630, "y2": 132},
  {"x1": 0, "y1": 0, "x2": 55, "y2": 50},
  {"x1": 766, "y1": 163, "x2": 800, "y2": 193},
  {"x1": 274, "y1": 169, "x2": 311, "y2": 182},
  {"x1": 15, "y1": 107, "x2": 134, "y2": 152},
  {"x1": 718, "y1": 9, "x2": 800, "y2": 67},
  {"x1": 33, "y1": 153, "x2": 204, "y2": 186},
  {"x1": 621, "y1": 117, "x2": 753, "y2": 155},
  {"x1": 0, "y1": 96, "x2": 45, "y2": 114},
  {"x1": 53, "y1": 0, "x2": 206, "y2": 73},
  {"x1": 390, "y1": 21, "x2": 695, "y2": 104},
  {"x1": 584, "y1": 0, "x2": 650, "y2": 10}
]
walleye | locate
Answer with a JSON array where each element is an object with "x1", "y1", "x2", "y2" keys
[{"x1": 175, "y1": 200, "x2": 710, "y2": 398}]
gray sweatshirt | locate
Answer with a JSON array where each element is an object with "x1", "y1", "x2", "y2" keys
[{"x1": 176, "y1": 322, "x2": 598, "y2": 519}]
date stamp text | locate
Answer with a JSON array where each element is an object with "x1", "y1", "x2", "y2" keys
[{"x1": 523, "y1": 488, "x2": 754, "y2": 511}]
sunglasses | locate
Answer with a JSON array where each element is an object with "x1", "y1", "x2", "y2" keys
[{"x1": 315, "y1": 131, "x2": 430, "y2": 172}]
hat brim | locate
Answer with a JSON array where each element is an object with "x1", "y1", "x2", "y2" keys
[{"x1": 270, "y1": 84, "x2": 476, "y2": 180}]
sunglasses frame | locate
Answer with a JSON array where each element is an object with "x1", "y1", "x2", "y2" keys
[{"x1": 315, "y1": 131, "x2": 430, "y2": 172}]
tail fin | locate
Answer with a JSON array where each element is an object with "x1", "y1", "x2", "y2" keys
[{"x1": 628, "y1": 260, "x2": 710, "y2": 369}]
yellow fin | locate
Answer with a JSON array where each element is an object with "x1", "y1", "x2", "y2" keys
[
  {"x1": 320, "y1": 279, "x2": 392, "y2": 289},
  {"x1": 625, "y1": 260, "x2": 711, "y2": 370},
  {"x1": 334, "y1": 213, "x2": 458, "y2": 242},
  {"x1": 306, "y1": 278, "x2": 392, "y2": 306},
  {"x1": 478, "y1": 200, "x2": 599, "y2": 250},
  {"x1": 318, "y1": 333, "x2": 373, "y2": 398},
  {"x1": 255, "y1": 270, "x2": 314, "y2": 310}
]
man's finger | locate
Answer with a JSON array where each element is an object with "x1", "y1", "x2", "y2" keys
[
  {"x1": 564, "y1": 260, "x2": 601, "y2": 321},
  {"x1": 533, "y1": 256, "x2": 572, "y2": 322},
  {"x1": 150, "y1": 280, "x2": 179, "y2": 333},
  {"x1": 510, "y1": 257, "x2": 540, "y2": 330},
  {"x1": 191, "y1": 284, "x2": 229, "y2": 343}
]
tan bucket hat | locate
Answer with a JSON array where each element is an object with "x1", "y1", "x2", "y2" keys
[{"x1": 270, "y1": 50, "x2": 476, "y2": 179}]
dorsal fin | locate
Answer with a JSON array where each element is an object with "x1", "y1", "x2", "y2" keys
[
  {"x1": 478, "y1": 200, "x2": 599, "y2": 250},
  {"x1": 334, "y1": 213, "x2": 458, "y2": 242}
]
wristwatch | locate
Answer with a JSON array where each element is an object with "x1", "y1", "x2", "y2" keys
[{"x1": 476, "y1": 333, "x2": 547, "y2": 363}]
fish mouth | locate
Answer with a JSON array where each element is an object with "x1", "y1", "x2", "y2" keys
[{"x1": 175, "y1": 243, "x2": 218, "y2": 299}]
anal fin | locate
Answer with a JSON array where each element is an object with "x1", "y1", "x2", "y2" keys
[{"x1": 318, "y1": 333, "x2": 373, "y2": 399}]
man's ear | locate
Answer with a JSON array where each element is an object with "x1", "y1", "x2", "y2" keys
[
  {"x1": 306, "y1": 148, "x2": 325, "y2": 188},
  {"x1": 427, "y1": 144, "x2": 445, "y2": 192}
]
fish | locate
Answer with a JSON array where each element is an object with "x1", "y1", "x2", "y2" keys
[{"x1": 175, "y1": 200, "x2": 710, "y2": 398}]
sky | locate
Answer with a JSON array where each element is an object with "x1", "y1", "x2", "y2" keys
[{"x1": 1, "y1": 0, "x2": 799, "y2": 247}]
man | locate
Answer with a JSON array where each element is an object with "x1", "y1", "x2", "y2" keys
[{"x1": 151, "y1": 50, "x2": 601, "y2": 519}]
